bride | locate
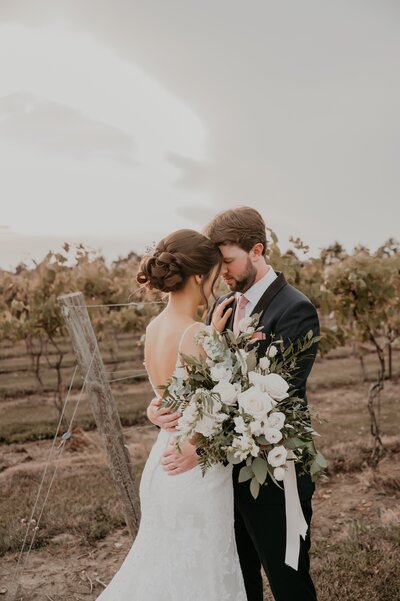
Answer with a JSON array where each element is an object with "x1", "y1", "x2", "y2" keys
[{"x1": 95, "y1": 229, "x2": 247, "y2": 601}]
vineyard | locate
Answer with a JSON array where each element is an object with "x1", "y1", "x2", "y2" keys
[{"x1": 0, "y1": 237, "x2": 399, "y2": 600}]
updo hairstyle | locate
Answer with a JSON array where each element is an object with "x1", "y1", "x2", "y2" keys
[{"x1": 136, "y1": 229, "x2": 222, "y2": 303}]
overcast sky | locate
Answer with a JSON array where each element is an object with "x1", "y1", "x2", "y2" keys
[{"x1": 1, "y1": 0, "x2": 399, "y2": 270}]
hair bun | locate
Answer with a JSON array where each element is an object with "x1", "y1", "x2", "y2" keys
[
  {"x1": 137, "y1": 250, "x2": 184, "y2": 292},
  {"x1": 156, "y1": 251, "x2": 178, "y2": 265},
  {"x1": 136, "y1": 228, "x2": 222, "y2": 301}
]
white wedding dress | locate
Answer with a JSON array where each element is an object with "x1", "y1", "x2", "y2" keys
[{"x1": 96, "y1": 323, "x2": 247, "y2": 601}]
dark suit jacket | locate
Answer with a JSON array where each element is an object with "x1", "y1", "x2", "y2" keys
[{"x1": 206, "y1": 271, "x2": 320, "y2": 503}]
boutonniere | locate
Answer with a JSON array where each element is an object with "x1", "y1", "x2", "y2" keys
[{"x1": 250, "y1": 331, "x2": 266, "y2": 341}]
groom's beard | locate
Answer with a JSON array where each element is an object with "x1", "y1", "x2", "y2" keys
[{"x1": 225, "y1": 258, "x2": 257, "y2": 293}]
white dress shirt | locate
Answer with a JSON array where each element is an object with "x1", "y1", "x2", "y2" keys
[{"x1": 237, "y1": 265, "x2": 278, "y2": 318}]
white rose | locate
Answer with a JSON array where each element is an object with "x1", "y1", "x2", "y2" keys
[
  {"x1": 259, "y1": 356, "x2": 270, "y2": 370},
  {"x1": 263, "y1": 427, "x2": 282, "y2": 444},
  {"x1": 263, "y1": 373, "x2": 289, "y2": 401},
  {"x1": 210, "y1": 363, "x2": 232, "y2": 382},
  {"x1": 238, "y1": 316, "x2": 254, "y2": 333},
  {"x1": 238, "y1": 386, "x2": 273, "y2": 420},
  {"x1": 248, "y1": 372, "x2": 276, "y2": 403},
  {"x1": 267, "y1": 445, "x2": 288, "y2": 467},
  {"x1": 195, "y1": 414, "x2": 219, "y2": 438},
  {"x1": 212, "y1": 380, "x2": 240, "y2": 406},
  {"x1": 265, "y1": 411, "x2": 286, "y2": 430},
  {"x1": 267, "y1": 345, "x2": 278, "y2": 358},
  {"x1": 273, "y1": 466, "x2": 286, "y2": 481}
]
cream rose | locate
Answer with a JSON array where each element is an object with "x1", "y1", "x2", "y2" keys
[
  {"x1": 263, "y1": 373, "x2": 289, "y2": 401},
  {"x1": 195, "y1": 414, "x2": 218, "y2": 438},
  {"x1": 265, "y1": 411, "x2": 286, "y2": 430},
  {"x1": 248, "y1": 372, "x2": 277, "y2": 404},
  {"x1": 212, "y1": 380, "x2": 240, "y2": 406},
  {"x1": 263, "y1": 427, "x2": 282, "y2": 444},
  {"x1": 267, "y1": 445, "x2": 288, "y2": 467},
  {"x1": 238, "y1": 386, "x2": 273, "y2": 420}
]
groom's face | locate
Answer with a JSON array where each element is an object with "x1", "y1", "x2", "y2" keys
[{"x1": 219, "y1": 244, "x2": 257, "y2": 293}]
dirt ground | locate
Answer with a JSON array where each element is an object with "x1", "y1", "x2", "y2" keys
[{"x1": 1, "y1": 351, "x2": 399, "y2": 600}]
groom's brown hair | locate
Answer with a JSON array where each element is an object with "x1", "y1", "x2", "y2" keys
[{"x1": 204, "y1": 206, "x2": 267, "y2": 256}]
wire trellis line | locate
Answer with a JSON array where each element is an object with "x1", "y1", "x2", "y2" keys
[
  {"x1": 11, "y1": 348, "x2": 97, "y2": 597},
  {"x1": 108, "y1": 372, "x2": 147, "y2": 383},
  {"x1": 67, "y1": 301, "x2": 166, "y2": 309}
]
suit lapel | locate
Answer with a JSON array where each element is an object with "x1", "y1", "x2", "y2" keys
[
  {"x1": 225, "y1": 292, "x2": 237, "y2": 332},
  {"x1": 250, "y1": 271, "x2": 287, "y2": 318},
  {"x1": 222, "y1": 271, "x2": 287, "y2": 333}
]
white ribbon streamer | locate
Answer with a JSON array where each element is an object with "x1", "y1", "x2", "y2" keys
[{"x1": 283, "y1": 451, "x2": 308, "y2": 570}]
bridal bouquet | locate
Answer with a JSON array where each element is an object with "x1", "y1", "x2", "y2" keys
[{"x1": 160, "y1": 315, "x2": 327, "y2": 498}]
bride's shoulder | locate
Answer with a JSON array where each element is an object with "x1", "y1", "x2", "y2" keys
[{"x1": 145, "y1": 310, "x2": 166, "y2": 335}]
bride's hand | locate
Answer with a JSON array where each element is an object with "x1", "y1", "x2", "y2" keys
[
  {"x1": 147, "y1": 398, "x2": 181, "y2": 431},
  {"x1": 211, "y1": 296, "x2": 235, "y2": 332},
  {"x1": 161, "y1": 439, "x2": 199, "y2": 475}
]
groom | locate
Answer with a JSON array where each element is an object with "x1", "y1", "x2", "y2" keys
[{"x1": 151, "y1": 207, "x2": 319, "y2": 601}]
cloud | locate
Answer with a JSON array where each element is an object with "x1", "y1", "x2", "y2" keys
[
  {"x1": 174, "y1": 203, "x2": 217, "y2": 228},
  {"x1": 0, "y1": 90, "x2": 136, "y2": 164},
  {"x1": 0, "y1": 0, "x2": 399, "y2": 254}
]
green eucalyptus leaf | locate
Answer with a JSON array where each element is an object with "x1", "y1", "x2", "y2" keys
[
  {"x1": 227, "y1": 451, "x2": 243, "y2": 465},
  {"x1": 250, "y1": 476, "x2": 260, "y2": 499},
  {"x1": 238, "y1": 466, "x2": 253, "y2": 483},
  {"x1": 252, "y1": 457, "x2": 268, "y2": 485},
  {"x1": 315, "y1": 451, "x2": 328, "y2": 468}
]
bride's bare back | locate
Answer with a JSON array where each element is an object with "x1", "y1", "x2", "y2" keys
[{"x1": 144, "y1": 311, "x2": 204, "y2": 396}]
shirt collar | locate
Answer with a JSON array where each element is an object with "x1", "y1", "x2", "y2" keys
[{"x1": 237, "y1": 265, "x2": 277, "y2": 308}]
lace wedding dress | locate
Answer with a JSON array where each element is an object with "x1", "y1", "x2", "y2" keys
[{"x1": 96, "y1": 323, "x2": 247, "y2": 601}]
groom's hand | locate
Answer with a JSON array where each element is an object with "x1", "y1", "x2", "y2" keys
[
  {"x1": 161, "y1": 439, "x2": 199, "y2": 475},
  {"x1": 147, "y1": 397, "x2": 181, "y2": 432}
]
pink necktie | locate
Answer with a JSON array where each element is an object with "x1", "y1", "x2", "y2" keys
[{"x1": 233, "y1": 294, "x2": 249, "y2": 336}]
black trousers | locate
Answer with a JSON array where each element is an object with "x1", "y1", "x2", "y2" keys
[{"x1": 233, "y1": 465, "x2": 317, "y2": 601}]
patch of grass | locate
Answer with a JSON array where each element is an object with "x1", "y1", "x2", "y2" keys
[
  {"x1": 0, "y1": 358, "x2": 144, "y2": 398},
  {"x1": 311, "y1": 379, "x2": 400, "y2": 453},
  {"x1": 312, "y1": 522, "x2": 400, "y2": 601},
  {"x1": 0, "y1": 466, "x2": 132, "y2": 556},
  {"x1": 0, "y1": 388, "x2": 152, "y2": 444},
  {"x1": 309, "y1": 348, "x2": 400, "y2": 390}
]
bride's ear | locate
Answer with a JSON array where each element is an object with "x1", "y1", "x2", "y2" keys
[{"x1": 194, "y1": 274, "x2": 202, "y2": 286}]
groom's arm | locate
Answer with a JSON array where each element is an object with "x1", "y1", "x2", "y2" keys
[
  {"x1": 147, "y1": 398, "x2": 180, "y2": 431},
  {"x1": 273, "y1": 300, "x2": 320, "y2": 401}
]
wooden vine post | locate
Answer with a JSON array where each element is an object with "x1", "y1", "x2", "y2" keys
[{"x1": 58, "y1": 292, "x2": 141, "y2": 537}]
